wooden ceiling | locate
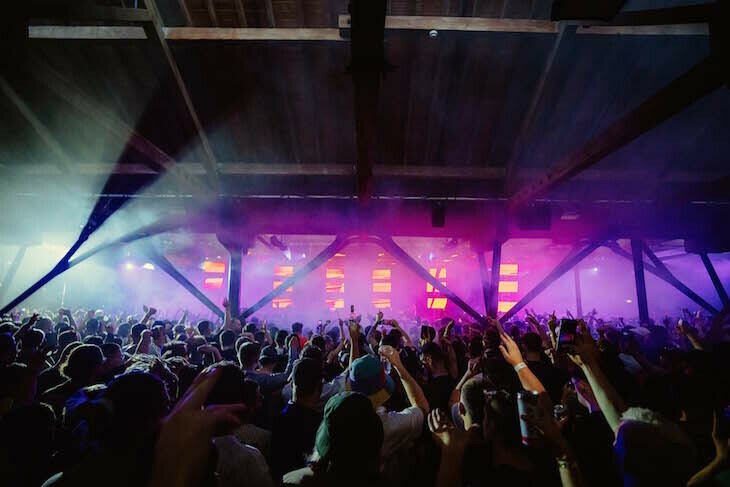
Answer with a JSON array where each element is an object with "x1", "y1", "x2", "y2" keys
[{"x1": 0, "y1": 0, "x2": 727, "y2": 241}]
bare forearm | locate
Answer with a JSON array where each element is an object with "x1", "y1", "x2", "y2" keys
[
  {"x1": 517, "y1": 367, "x2": 546, "y2": 394},
  {"x1": 394, "y1": 363, "x2": 429, "y2": 412},
  {"x1": 580, "y1": 361, "x2": 626, "y2": 434}
]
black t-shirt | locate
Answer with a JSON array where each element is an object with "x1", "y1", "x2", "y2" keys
[
  {"x1": 422, "y1": 375, "x2": 456, "y2": 412},
  {"x1": 271, "y1": 402, "x2": 323, "y2": 481},
  {"x1": 220, "y1": 347, "x2": 238, "y2": 362}
]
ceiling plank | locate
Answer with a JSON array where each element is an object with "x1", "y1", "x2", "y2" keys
[
  {"x1": 164, "y1": 27, "x2": 341, "y2": 40},
  {"x1": 339, "y1": 15, "x2": 558, "y2": 33}
]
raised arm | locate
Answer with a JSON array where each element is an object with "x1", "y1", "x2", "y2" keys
[
  {"x1": 498, "y1": 332, "x2": 546, "y2": 394},
  {"x1": 568, "y1": 324, "x2": 626, "y2": 435},
  {"x1": 380, "y1": 345, "x2": 429, "y2": 413},
  {"x1": 348, "y1": 317, "x2": 361, "y2": 371},
  {"x1": 140, "y1": 306, "x2": 157, "y2": 326},
  {"x1": 389, "y1": 319, "x2": 414, "y2": 348},
  {"x1": 366, "y1": 311, "x2": 384, "y2": 348},
  {"x1": 13, "y1": 313, "x2": 39, "y2": 341},
  {"x1": 222, "y1": 298, "x2": 231, "y2": 329}
]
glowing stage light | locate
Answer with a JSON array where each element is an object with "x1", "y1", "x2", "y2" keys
[
  {"x1": 124, "y1": 262, "x2": 134, "y2": 271},
  {"x1": 142, "y1": 263, "x2": 155, "y2": 270},
  {"x1": 593, "y1": 267, "x2": 599, "y2": 272}
]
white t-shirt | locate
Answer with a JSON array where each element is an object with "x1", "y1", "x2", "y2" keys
[
  {"x1": 213, "y1": 435, "x2": 274, "y2": 487},
  {"x1": 377, "y1": 405, "x2": 424, "y2": 458}
]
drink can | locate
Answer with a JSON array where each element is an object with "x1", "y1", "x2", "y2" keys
[
  {"x1": 553, "y1": 404, "x2": 567, "y2": 421},
  {"x1": 517, "y1": 390, "x2": 541, "y2": 446}
]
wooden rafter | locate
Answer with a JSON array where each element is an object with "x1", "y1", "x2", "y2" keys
[
  {"x1": 27, "y1": 56, "x2": 212, "y2": 198},
  {"x1": 508, "y1": 56, "x2": 724, "y2": 211},
  {"x1": 505, "y1": 24, "x2": 574, "y2": 195},
  {"x1": 144, "y1": 0, "x2": 220, "y2": 192}
]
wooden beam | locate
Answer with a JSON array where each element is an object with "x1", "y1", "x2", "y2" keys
[
  {"x1": 265, "y1": 0, "x2": 276, "y2": 27},
  {"x1": 206, "y1": 0, "x2": 219, "y2": 27},
  {"x1": 350, "y1": 0, "x2": 387, "y2": 205},
  {"x1": 508, "y1": 56, "x2": 724, "y2": 211},
  {"x1": 144, "y1": 0, "x2": 220, "y2": 191},
  {"x1": 631, "y1": 239, "x2": 649, "y2": 323},
  {"x1": 577, "y1": 24, "x2": 708, "y2": 36},
  {"x1": 339, "y1": 15, "x2": 558, "y2": 33},
  {"x1": 177, "y1": 0, "x2": 193, "y2": 26},
  {"x1": 28, "y1": 25, "x2": 147, "y2": 39},
  {"x1": 164, "y1": 27, "x2": 342, "y2": 40},
  {"x1": 499, "y1": 242, "x2": 601, "y2": 323},
  {"x1": 607, "y1": 242, "x2": 719, "y2": 314},
  {"x1": 233, "y1": 0, "x2": 247, "y2": 27},
  {"x1": 699, "y1": 252, "x2": 729, "y2": 308},
  {"x1": 505, "y1": 24, "x2": 573, "y2": 195},
  {"x1": 28, "y1": 57, "x2": 211, "y2": 198}
]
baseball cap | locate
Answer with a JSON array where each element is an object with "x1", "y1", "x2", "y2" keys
[
  {"x1": 345, "y1": 354, "x2": 395, "y2": 408},
  {"x1": 258, "y1": 345, "x2": 279, "y2": 364},
  {"x1": 315, "y1": 392, "x2": 384, "y2": 465}
]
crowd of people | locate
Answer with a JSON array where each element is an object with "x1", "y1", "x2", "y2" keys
[{"x1": 1, "y1": 298, "x2": 729, "y2": 487}]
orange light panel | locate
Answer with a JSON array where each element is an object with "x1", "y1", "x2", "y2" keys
[
  {"x1": 274, "y1": 266, "x2": 294, "y2": 277},
  {"x1": 204, "y1": 261, "x2": 226, "y2": 273},
  {"x1": 429, "y1": 268, "x2": 446, "y2": 279},
  {"x1": 498, "y1": 281, "x2": 518, "y2": 293},
  {"x1": 326, "y1": 298, "x2": 345, "y2": 309},
  {"x1": 334, "y1": 253, "x2": 346, "y2": 258},
  {"x1": 272, "y1": 298, "x2": 292, "y2": 309},
  {"x1": 427, "y1": 297, "x2": 448, "y2": 310},
  {"x1": 326, "y1": 268, "x2": 345, "y2": 279},
  {"x1": 373, "y1": 282, "x2": 392, "y2": 293},
  {"x1": 203, "y1": 277, "x2": 223, "y2": 289},
  {"x1": 372, "y1": 269, "x2": 391, "y2": 280},
  {"x1": 372, "y1": 298, "x2": 391, "y2": 309},
  {"x1": 500, "y1": 264, "x2": 518, "y2": 276},
  {"x1": 273, "y1": 281, "x2": 293, "y2": 292},
  {"x1": 498, "y1": 301, "x2": 517, "y2": 313},
  {"x1": 325, "y1": 282, "x2": 345, "y2": 293}
]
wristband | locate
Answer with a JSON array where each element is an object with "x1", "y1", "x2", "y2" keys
[{"x1": 513, "y1": 362, "x2": 527, "y2": 372}]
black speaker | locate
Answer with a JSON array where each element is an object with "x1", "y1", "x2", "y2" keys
[
  {"x1": 432, "y1": 201, "x2": 445, "y2": 228},
  {"x1": 516, "y1": 204, "x2": 551, "y2": 231}
]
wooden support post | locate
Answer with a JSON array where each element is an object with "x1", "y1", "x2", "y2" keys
[
  {"x1": 699, "y1": 252, "x2": 729, "y2": 309},
  {"x1": 631, "y1": 240, "x2": 650, "y2": 324},
  {"x1": 574, "y1": 267, "x2": 583, "y2": 318},
  {"x1": 487, "y1": 242, "x2": 502, "y2": 319},
  {"x1": 0, "y1": 237, "x2": 89, "y2": 315},
  {"x1": 499, "y1": 242, "x2": 600, "y2": 324},
  {"x1": 350, "y1": 0, "x2": 387, "y2": 205},
  {"x1": 0, "y1": 246, "x2": 27, "y2": 304},
  {"x1": 146, "y1": 245, "x2": 224, "y2": 319},
  {"x1": 477, "y1": 251, "x2": 490, "y2": 316},
  {"x1": 242, "y1": 235, "x2": 350, "y2": 319},
  {"x1": 609, "y1": 242, "x2": 719, "y2": 314},
  {"x1": 226, "y1": 245, "x2": 244, "y2": 318}
]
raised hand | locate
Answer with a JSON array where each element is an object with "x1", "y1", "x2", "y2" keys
[
  {"x1": 150, "y1": 368, "x2": 246, "y2": 487},
  {"x1": 222, "y1": 297, "x2": 230, "y2": 309},
  {"x1": 498, "y1": 332, "x2": 523, "y2": 367},
  {"x1": 378, "y1": 345, "x2": 402, "y2": 369},
  {"x1": 428, "y1": 409, "x2": 470, "y2": 451}
]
